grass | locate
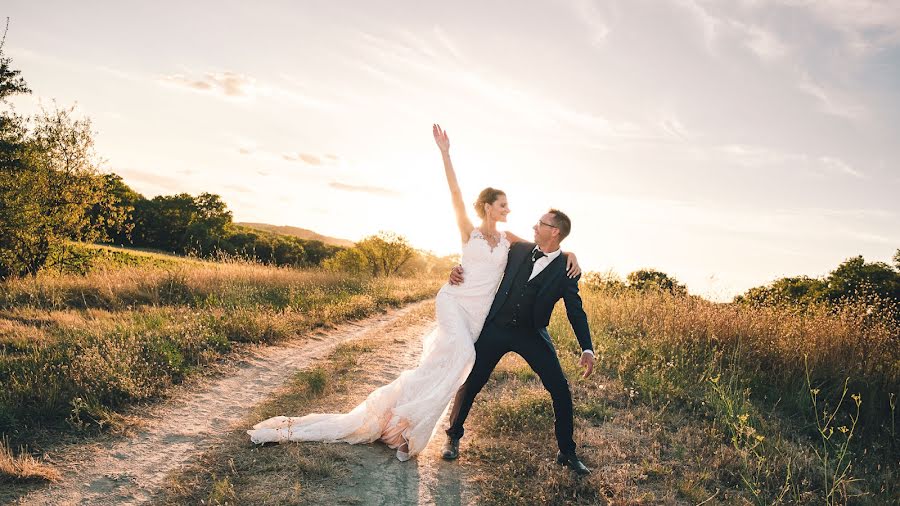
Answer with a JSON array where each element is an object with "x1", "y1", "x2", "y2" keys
[
  {"x1": 0, "y1": 247, "x2": 442, "y2": 483},
  {"x1": 0, "y1": 436, "x2": 60, "y2": 484},
  {"x1": 461, "y1": 287, "x2": 899, "y2": 504}
]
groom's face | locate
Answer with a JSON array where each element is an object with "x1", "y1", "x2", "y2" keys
[{"x1": 532, "y1": 212, "x2": 559, "y2": 245}]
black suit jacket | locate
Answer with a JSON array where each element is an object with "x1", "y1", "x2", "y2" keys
[{"x1": 484, "y1": 242, "x2": 593, "y2": 353}]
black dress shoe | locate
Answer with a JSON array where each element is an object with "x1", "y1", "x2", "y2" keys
[
  {"x1": 441, "y1": 436, "x2": 460, "y2": 460},
  {"x1": 556, "y1": 451, "x2": 591, "y2": 475}
]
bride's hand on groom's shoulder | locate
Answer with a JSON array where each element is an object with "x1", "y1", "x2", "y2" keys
[{"x1": 565, "y1": 253, "x2": 582, "y2": 278}]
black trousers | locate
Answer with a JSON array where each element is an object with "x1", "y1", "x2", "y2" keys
[{"x1": 445, "y1": 321, "x2": 576, "y2": 454}]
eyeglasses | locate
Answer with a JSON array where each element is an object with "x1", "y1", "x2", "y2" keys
[{"x1": 537, "y1": 220, "x2": 558, "y2": 229}]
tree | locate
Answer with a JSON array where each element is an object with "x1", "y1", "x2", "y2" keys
[
  {"x1": 735, "y1": 253, "x2": 900, "y2": 311},
  {"x1": 824, "y1": 255, "x2": 900, "y2": 304},
  {"x1": 0, "y1": 20, "x2": 29, "y2": 99},
  {"x1": 735, "y1": 276, "x2": 826, "y2": 307},
  {"x1": 0, "y1": 105, "x2": 115, "y2": 278},
  {"x1": 626, "y1": 269, "x2": 687, "y2": 296},
  {"x1": 581, "y1": 270, "x2": 627, "y2": 293},
  {"x1": 324, "y1": 232, "x2": 415, "y2": 276},
  {"x1": 355, "y1": 231, "x2": 415, "y2": 276},
  {"x1": 130, "y1": 192, "x2": 233, "y2": 255},
  {"x1": 0, "y1": 24, "x2": 126, "y2": 278},
  {"x1": 88, "y1": 173, "x2": 140, "y2": 245},
  {"x1": 323, "y1": 247, "x2": 368, "y2": 275}
]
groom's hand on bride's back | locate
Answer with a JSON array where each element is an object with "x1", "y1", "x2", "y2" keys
[{"x1": 449, "y1": 265, "x2": 465, "y2": 285}]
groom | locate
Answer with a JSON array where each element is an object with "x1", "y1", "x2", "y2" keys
[{"x1": 442, "y1": 209, "x2": 595, "y2": 475}]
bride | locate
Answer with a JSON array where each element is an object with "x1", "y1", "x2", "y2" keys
[{"x1": 247, "y1": 124, "x2": 580, "y2": 461}]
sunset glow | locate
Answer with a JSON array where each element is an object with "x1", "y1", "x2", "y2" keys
[{"x1": 5, "y1": 0, "x2": 898, "y2": 299}]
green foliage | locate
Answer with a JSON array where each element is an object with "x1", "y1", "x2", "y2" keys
[
  {"x1": 736, "y1": 254, "x2": 900, "y2": 315},
  {"x1": 0, "y1": 104, "x2": 122, "y2": 279},
  {"x1": 627, "y1": 269, "x2": 688, "y2": 295},
  {"x1": 0, "y1": 22, "x2": 29, "y2": 99},
  {"x1": 736, "y1": 276, "x2": 827, "y2": 308},
  {"x1": 356, "y1": 231, "x2": 415, "y2": 276},
  {"x1": 582, "y1": 268, "x2": 686, "y2": 296},
  {"x1": 322, "y1": 246, "x2": 368, "y2": 275},
  {"x1": 324, "y1": 231, "x2": 413, "y2": 277},
  {"x1": 0, "y1": 34, "x2": 127, "y2": 279}
]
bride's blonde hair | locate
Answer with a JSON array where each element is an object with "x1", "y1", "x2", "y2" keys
[{"x1": 474, "y1": 187, "x2": 506, "y2": 219}]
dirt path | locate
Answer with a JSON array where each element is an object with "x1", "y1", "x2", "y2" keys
[
  {"x1": 322, "y1": 306, "x2": 475, "y2": 506},
  {"x1": 12, "y1": 300, "x2": 472, "y2": 506}
]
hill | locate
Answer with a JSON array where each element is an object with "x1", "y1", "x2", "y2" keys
[{"x1": 236, "y1": 222, "x2": 355, "y2": 247}]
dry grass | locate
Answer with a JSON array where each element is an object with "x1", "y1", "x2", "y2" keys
[
  {"x1": 0, "y1": 254, "x2": 442, "y2": 484},
  {"x1": 460, "y1": 288, "x2": 898, "y2": 504},
  {"x1": 0, "y1": 437, "x2": 60, "y2": 484}
]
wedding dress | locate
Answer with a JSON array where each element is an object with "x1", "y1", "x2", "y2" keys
[{"x1": 247, "y1": 229, "x2": 509, "y2": 460}]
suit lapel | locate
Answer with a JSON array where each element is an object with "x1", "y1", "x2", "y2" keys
[{"x1": 536, "y1": 253, "x2": 566, "y2": 297}]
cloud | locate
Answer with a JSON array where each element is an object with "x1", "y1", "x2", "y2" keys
[
  {"x1": 657, "y1": 113, "x2": 692, "y2": 140},
  {"x1": 774, "y1": 0, "x2": 900, "y2": 52},
  {"x1": 796, "y1": 74, "x2": 867, "y2": 121},
  {"x1": 571, "y1": 0, "x2": 613, "y2": 47},
  {"x1": 738, "y1": 22, "x2": 788, "y2": 62},
  {"x1": 672, "y1": 0, "x2": 721, "y2": 51},
  {"x1": 282, "y1": 152, "x2": 323, "y2": 165},
  {"x1": 329, "y1": 181, "x2": 400, "y2": 197},
  {"x1": 433, "y1": 26, "x2": 466, "y2": 62},
  {"x1": 715, "y1": 144, "x2": 865, "y2": 178},
  {"x1": 818, "y1": 156, "x2": 864, "y2": 178},
  {"x1": 161, "y1": 71, "x2": 335, "y2": 110},
  {"x1": 161, "y1": 71, "x2": 257, "y2": 98}
]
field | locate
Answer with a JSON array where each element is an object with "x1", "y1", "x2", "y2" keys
[
  {"x1": 2, "y1": 246, "x2": 897, "y2": 503},
  {"x1": 0, "y1": 245, "x2": 443, "y2": 483},
  {"x1": 154, "y1": 281, "x2": 898, "y2": 504},
  {"x1": 462, "y1": 287, "x2": 899, "y2": 504}
]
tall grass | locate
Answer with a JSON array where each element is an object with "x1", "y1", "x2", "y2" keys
[
  {"x1": 547, "y1": 288, "x2": 898, "y2": 502},
  {"x1": 557, "y1": 289, "x2": 898, "y2": 434},
  {"x1": 0, "y1": 259, "x2": 442, "y2": 448}
]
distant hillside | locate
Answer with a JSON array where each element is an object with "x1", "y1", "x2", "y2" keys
[{"x1": 236, "y1": 223, "x2": 355, "y2": 248}]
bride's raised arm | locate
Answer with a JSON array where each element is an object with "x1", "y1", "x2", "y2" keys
[
  {"x1": 504, "y1": 230, "x2": 582, "y2": 278},
  {"x1": 433, "y1": 124, "x2": 474, "y2": 244}
]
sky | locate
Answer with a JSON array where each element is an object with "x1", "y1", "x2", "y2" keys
[{"x1": 3, "y1": 0, "x2": 899, "y2": 300}]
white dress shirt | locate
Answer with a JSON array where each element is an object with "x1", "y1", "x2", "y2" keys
[
  {"x1": 529, "y1": 246, "x2": 561, "y2": 281},
  {"x1": 530, "y1": 246, "x2": 593, "y2": 357}
]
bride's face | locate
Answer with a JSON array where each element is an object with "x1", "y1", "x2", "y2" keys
[{"x1": 485, "y1": 195, "x2": 510, "y2": 222}]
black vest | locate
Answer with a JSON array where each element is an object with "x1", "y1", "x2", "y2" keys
[{"x1": 494, "y1": 251, "x2": 550, "y2": 327}]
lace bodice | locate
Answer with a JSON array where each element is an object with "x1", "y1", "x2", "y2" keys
[{"x1": 439, "y1": 229, "x2": 509, "y2": 299}]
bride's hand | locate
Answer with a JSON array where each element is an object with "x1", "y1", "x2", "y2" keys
[
  {"x1": 433, "y1": 124, "x2": 450, "y2": 153},
  {"x1": 565, "y1": 253, "x2": 582, "y2": 278}
]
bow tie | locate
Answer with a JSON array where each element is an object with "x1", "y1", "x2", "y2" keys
[{"x1": 531, "y1": 249, "x2": 546, "y2": 262}]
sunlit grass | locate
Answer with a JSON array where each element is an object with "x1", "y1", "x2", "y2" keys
[
  {"x1": 0, "y1": 255, "x2": 442, "y2": 461},
  {"x1": 463, "y1": 287, "x2": 898, "y2": 504}
]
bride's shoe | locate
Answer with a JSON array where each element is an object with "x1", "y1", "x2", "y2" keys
[{"x1": 396, "y1": 435, "x2": 411, "y2": 462}]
